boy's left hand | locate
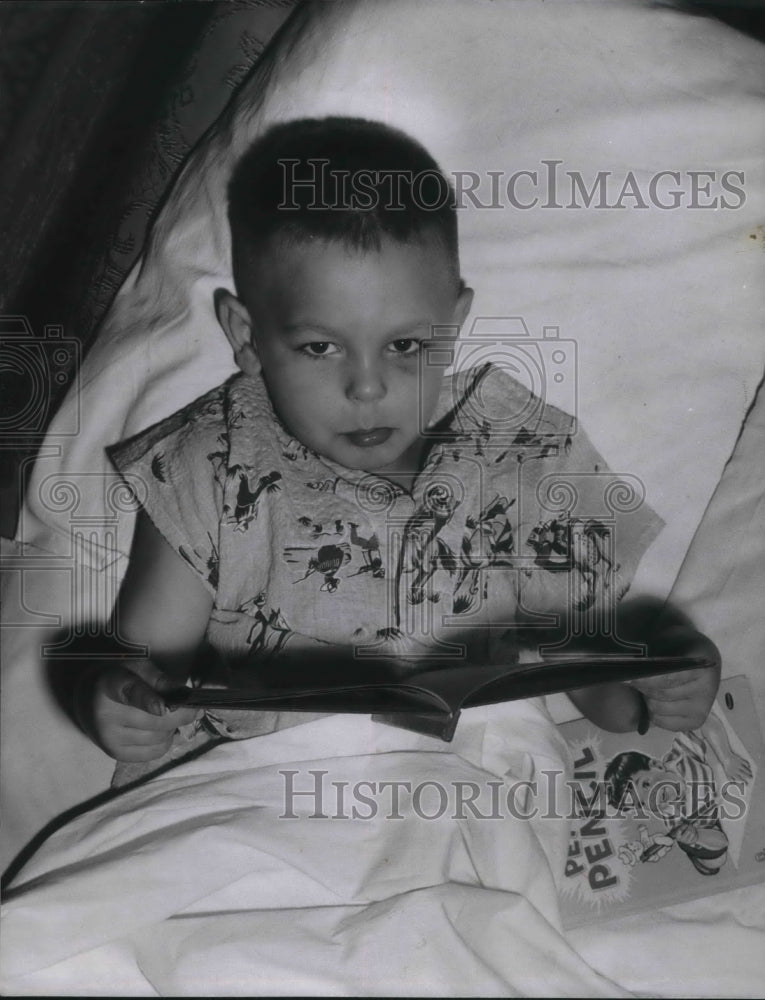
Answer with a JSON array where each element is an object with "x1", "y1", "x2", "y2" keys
[
  {"x1": 628, "y1": 628, "x2": 721, "y2": 731},
  {"x1": 630, "y1": 666, "x2": 719, "y2": 731}
]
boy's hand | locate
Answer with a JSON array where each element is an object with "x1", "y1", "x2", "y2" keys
[
  {"x1": 83, "y1": 660, "x2": 201, "y2": 763},
  {"x1": 629, "y1": 666, "x2": 719, "y2": 731},
  {"x1": 627, "y1": 622, "x2": 721, "y2": 732},
  {"x1": 629, "y1": 626, "x2": 721, "y2": 731}
]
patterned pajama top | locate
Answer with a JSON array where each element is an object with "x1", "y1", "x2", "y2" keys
[{"x1": 109, "y1": 362, "x2": 663, "y2": 753}]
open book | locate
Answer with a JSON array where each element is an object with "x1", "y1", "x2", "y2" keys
[{"x1": 168, "y1": 654, "x2": 711, "y2": 742}]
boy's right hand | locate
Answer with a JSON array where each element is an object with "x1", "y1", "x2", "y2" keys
[{"x1": 83, "y1": 660, "x2": 201, "y2": 763}]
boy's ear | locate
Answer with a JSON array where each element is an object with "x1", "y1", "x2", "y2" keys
[
  {"x1": 453, "y1": 281, "x2": 474, "y2": 330},
  {"x1": 214, "y1": 288, "x2": 261, "y2": 376}
]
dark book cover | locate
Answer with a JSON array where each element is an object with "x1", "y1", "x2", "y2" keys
[{"x1": 168, "y1": 654, "x2": 709, "y2": 742}]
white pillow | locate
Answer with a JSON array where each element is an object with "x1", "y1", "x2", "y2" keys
[{"x1": 20, "y1": 0, "x2": 765, "y2": 606}]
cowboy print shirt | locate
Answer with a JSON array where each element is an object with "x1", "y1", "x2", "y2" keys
[{"x1": 109, "y1": 363, "x2": 663, "y2": 729}]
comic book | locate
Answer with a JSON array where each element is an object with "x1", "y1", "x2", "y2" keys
[
  {"x1": 169, "y1": 653, "x2": 707, "y2": 742},
  {"x1": 558, "y1": 674, "x2": 765, "y2": 928}
]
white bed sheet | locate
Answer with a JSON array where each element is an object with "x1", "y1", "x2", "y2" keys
[
  {"x1": 0, "y1": 704, "x2": 639, "y2": 997},
  {"x1": 4, "y1": 698, "x2": 764, "y2": 996}
]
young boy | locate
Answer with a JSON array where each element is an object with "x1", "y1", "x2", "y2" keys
[{"x1": 77, "y1": 117, "x2": 720, "y2": 774}]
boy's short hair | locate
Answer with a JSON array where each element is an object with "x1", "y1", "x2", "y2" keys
[
  {"x1": 604, "y1": 750, "x2": 652, "y2": 809},
  {"x1": 227, "y1": 116, "x2": 459, "y2": 291}
]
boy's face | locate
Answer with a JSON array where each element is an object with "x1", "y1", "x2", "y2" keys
[{"x1": 220, "y1": 233, "x2": 472, "y2": 481}]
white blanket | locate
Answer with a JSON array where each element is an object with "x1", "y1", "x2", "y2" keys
[
  {"x1": 5, "y1": 705, "x2": 615, "y2": 996},
  {"x1": 3, "y1": 0, "x2": 765, "y2": 995},
  {"x1": 4, "y1": 699, "x2": 764, "y2": 996}
]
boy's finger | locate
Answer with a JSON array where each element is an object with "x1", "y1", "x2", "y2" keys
[
  {"x1": 128, "y1": 659, "x2": 186, "y2": 694},
  {"x1": 109, "y1": 701, "x2": 182, "y2": 732},
  {"x1": 628, "y1": 670, "x2": 706, "y2": 697},
  {"x1": 107, "y1": 669, "x2": 199, "y2": 721},
  {"x1": 166, "y1": 704, "x2": 204, "y2": 727},
  {"x1": 645, "y1": 699, "x2": 709, "y2": 730},
  {"x1": 113, "y1": 702, "x2": 202, "y2": 733},
  {"x1": 120, "y1": 673, "x2": 168, "y2": 716},
  {"x1": 101, "y1": 668, "x2": 163, "y2": 715}
]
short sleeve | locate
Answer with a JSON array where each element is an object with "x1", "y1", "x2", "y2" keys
[
  {"x1": 107, "y1": 387, "x2": 227, "y2": 596},
  {"x1": 508, "y1": 405, "x2": 665, "y2": 633}
]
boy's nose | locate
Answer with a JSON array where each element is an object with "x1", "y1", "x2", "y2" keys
[{"x1": 346, "y1": 360, "x2": 386, "y2": 402}]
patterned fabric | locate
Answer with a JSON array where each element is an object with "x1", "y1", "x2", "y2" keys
[{"x1": 109, "y1": 363, "x2": 663, "y2": 695}]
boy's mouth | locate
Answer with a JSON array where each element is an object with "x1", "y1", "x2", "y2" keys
[{"x1": 345, "y1": 427, "x2": 393, "y2": 448}]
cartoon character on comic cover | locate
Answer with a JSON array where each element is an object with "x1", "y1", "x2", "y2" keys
[{"x1": 605, "y1": 714, "x2": 752, "y2": 875}]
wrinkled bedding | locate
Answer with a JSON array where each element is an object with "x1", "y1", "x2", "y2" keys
[
  {"x1": 3, "y1": 705, "x2": 609, "y2": 996},
  {"x1": 4, "y1": 690, "x2": 764, "y2": 996}
]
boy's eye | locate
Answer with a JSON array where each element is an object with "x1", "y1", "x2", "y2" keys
[
  {"x1": 390, "y1": 338, "x2": 420, "y2": 356},
  {"x1": 302, "y1": 342, "x2": 337, "y2": 357}
]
